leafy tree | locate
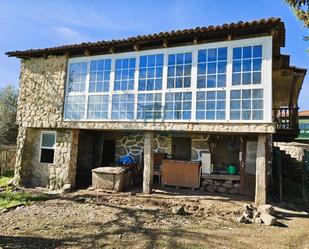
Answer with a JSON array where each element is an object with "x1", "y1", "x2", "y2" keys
[
  {"x1": 0, "y1": 85, "x2": 18, "y2": 145},
  {"x1": 285, "y1": 1, "x2": 309, "y2": 30}
]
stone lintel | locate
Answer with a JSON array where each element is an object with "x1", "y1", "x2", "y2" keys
[{"x1": 21, "y1": 121, "x2": 276, "y2": 134}]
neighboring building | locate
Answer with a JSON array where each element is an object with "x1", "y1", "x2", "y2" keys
[
  {"x1": 297, "y1": 110, "x2": 309, "y2": 142},
  {"x1": 6, "y1": 18, "x2": 306, "y2": 205}
]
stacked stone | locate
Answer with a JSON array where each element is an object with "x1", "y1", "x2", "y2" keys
[{"x1": 201, "y1": 179, "x2": 240, "y2": 194}]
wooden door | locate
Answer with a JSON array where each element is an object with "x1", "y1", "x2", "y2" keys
[{"x1": 241, "y1": 140, "x2": 257, "y2": 197}]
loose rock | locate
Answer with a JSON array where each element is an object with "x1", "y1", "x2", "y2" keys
[
  {"x1": 258, "y1": 204, "x2": 275, "y2": 216},
  {"x1": 260, "y1": 213, "x2": 277, "y2": 226}
]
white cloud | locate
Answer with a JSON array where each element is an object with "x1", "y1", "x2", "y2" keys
[{"x1": 53, "y1": 26, "x2": 86, "y2": 43}]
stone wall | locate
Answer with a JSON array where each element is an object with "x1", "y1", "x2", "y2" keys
[
  {"x1": 14, "y1": 128, "x2": 79, "y2": 190},
  {"x1": 115, "y1": 133, "x2": 214, "y2": 163},
  {"x1": 17, "y1": 56, "x2": 67, "y2": 128},
  {"x1": 115, "y1": 134, "x2": 172, "y2": 164},
  {"x1": 275, "y1": 142, "x2": 309, "y2": 162}
]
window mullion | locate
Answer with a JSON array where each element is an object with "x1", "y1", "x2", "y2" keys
[
  {"x1": 134, "y1": 56, "x2": 139, "y2": 120},
  {"x1": 191, "y1": 50, "x2": 198, "y2": 121},
  {"x1": 84, "y1": 61, "x2": 90, "y2": 119},
  {"x1": 162, "y1": 53, "x2": 168, "y2": 121},
  {"x1": 108, "y1": 59, "x2": 115, "y2": 120},
  {"x1": 226, "y1": 45, "x2": 233, "y2": 121}
]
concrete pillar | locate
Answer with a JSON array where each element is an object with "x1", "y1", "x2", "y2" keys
[
  {"x1": 255, "y1": 134, "x2": 267, "y2": 206},
  {"x1": 143, "y1": 131, "x2": 154, "y2": 194}
]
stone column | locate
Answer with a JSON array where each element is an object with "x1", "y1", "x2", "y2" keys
[
  {"x1": 255, "y1": 134, "x2": 267, "y2": 206},
  {"x1": 13, "y1": 126, "x2": 27, "y2": 187},
  {"x1": 67, "y1": 129, "x2": 80, "y2": 188},
  {"x1": 143, "y1": 131, "x2": 154, "y2": 194}
]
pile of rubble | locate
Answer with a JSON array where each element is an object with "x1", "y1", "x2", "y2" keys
[
  {"x1": 238, "y1": 204, "x2": 277, "y2": 226},
  {"x1": 201, "y1": 179, "x2": 240, "y2": 194}
]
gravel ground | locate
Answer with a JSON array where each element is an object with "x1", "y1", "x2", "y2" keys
[{"x1": 0, "y1": 188, "x2": 309, "y2": 249}]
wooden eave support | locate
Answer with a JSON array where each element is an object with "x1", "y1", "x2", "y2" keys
[
  {"x1": 133, "y1": 44, "x2": 139, "y2": 51},
  {"x1": 84, "y1": 49, "x2": 91, "y2": 56},
  {"x1": 162, "y1": 39, "x2": 169, "y2": 48},
  {"x1": 109, "y1": 47, "x2": 115, "y2": 54},
  {"x1": 193, "y1": 36, "x2": 198, "y2": 45}
]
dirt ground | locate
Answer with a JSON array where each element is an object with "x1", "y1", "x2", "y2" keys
[{"x1": 1, "y1": 188, "x2": 309, "y2": 249}]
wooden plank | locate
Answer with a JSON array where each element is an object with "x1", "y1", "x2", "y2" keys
[{"x1": 201, "y1": 174, "x2": 240, "y2": 181}]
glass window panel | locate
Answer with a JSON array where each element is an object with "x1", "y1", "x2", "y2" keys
[
  {"x1": 208, "y1": 49, "x2": 217, "y2": 61},
  {"x1": 164, "y1": 92, "x2": 192, "y2": 120},
  {"x1": 217, "y1": 75, "x2": 226, "y2": 87},
  {"x1": 253, "y1": 89, "x2": 263, "y2": 98},
  {"x1": 231, "y1": 111, "x2": 240, "y2": 120},
  {"x1": 198, "y1": 50, "x2": 207, "y2": 62},
  {"x1": 198, "y1": 47, "x2": 227, "y2": 89},
  {"x1": 168, "y1": 52, "x2": 191, "y2": 88},
  {"x1": 111, "y1": 94, "x2": 135, "y2": 120},
  {"x1": 114, "y1": 58, "x2": 135, "y2": 91},
  {"x1": 207, "y1": 75, "x2": 216, "y2": 88},
  {"x1": 242, "y1": 73, "x2": 251, "y2": 85},
  {"x1": 67, "y1": 62, "x2": 87, "y2": 93},
  {"x1": 232, "y1": 73, "x2": 241, "y2": 85},
  {"x1": 253, "y1": 58, "x2": 262, "y2": 71},
  {"x1": 253, "y1": 72, "x2": 261, "y2": 84},
  {"x1": 65, "y1": 96, "x2": 86, "y2": 120},
  {"x1": 42, "y1": 133, "x2": 55, "y2": 148},
  {"x1": 218, "y1": 62, "x2": 227, "y2": 73},
  {"x1": 233, "y1": 47, "x2": 242, "y2": 59},
  {"x1": 197, "y1": 76, "x2": 206, "y2": 88},
  {"x1": 218, "y1": 47, "x2": 227, "y2": 60},
  {"x1": 242, "y1": 59, "x2": 252, "y2": 72},
  {"x1": 87, "y1": 95, "x2": 109, "y2": 119},
  {"x1": 252, "y1": 110, "x2": 263, "y2": 120},
  {"x1": 253, "y1": 45, "x2": 262, "y2": 58},
  {"x1": 243, "y1": 46, "x2": 252, "y2": 58},
  {"x1": 230, "y1": 89, "x2": 263, "y2": 121},
  {"x1": 207, "y1": 62, "x2": 216, "y2": 74},
  {"x1": 232, "y1": 45, "x2": 262, "y2": 85}
]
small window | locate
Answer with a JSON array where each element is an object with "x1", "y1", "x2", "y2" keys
[{"x1": 40, "y1": 132, "x2": 56, "y2": 164}]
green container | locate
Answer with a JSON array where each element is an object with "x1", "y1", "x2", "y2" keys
[{"x1": 226, "y1": 164, "x2": 237, "y2": 175}]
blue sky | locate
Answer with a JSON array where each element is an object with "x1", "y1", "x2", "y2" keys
[{"x1": 0, "y1": 0, "x2": 308, "y2": 109}]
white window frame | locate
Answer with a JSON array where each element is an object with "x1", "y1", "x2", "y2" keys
[
  {"x1": 39, "y1": 131, "x2": 56, "y2": 164},
  {"x1": 63, "y1": 36, "x2": 272, "y2": 123}
]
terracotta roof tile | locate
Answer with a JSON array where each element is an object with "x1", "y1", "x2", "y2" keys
[
  {"x1": 5, "y1": 17, "x2": 284, "y2": 58},
  {"x1": 299, "y1": 110, "x2": 309, "y2": 117}
]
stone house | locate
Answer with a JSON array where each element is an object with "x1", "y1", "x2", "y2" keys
[{"x1": 6, "y1": 18, "x2": 306, "y2": 205}]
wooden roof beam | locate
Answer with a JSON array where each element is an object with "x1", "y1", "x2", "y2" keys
[
  {"x1": 162, "y1": 39, "x2": 169, "y2": 48},
  {"x1": 109, "y1": 47, "x2": 115, "y2": 54},
  {"x1": 133, "y1": 44, "x2": 139, "y2": 51},
  {"x1": 84, "y1": 49, "x2": 91, "y2": 56}
]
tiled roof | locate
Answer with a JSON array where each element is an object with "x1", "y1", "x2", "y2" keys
[
  {"x1": 299, "y1": 110, "x2": 309, "y2": 117},
  {"x1": 6, "y1": 17, "x2": 284, "y2": 59}
]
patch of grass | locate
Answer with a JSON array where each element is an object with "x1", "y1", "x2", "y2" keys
[
  {"x1": 0, "y1": 170, "x2": 14, "y2": 187},
  {"x1": 0, "y1": 190, "x2": 48, "y2": 210},
  {"x1": 0, "y1": 171, "x2": 48, "y2": 210}
]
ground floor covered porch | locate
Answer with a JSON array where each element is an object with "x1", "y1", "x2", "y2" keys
[{"x1": 14, "y1": 128, "x2": 271, "y2": 205}]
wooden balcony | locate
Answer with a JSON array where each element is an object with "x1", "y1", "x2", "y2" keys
[{"x1": 273, "y1": 107, "x2": 299, "y2": 142}]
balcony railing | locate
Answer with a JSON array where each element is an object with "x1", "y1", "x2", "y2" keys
[{"x1": 273, "y1": 106, "x2": 299, "y2": 130}]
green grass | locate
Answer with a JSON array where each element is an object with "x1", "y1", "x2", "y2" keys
[
  {"x1": 0, "y1": 170, "x2": 14, "y2": 187},
  {"x1": 0, "y1": 171, "x2": 48, "y2": 210}
]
